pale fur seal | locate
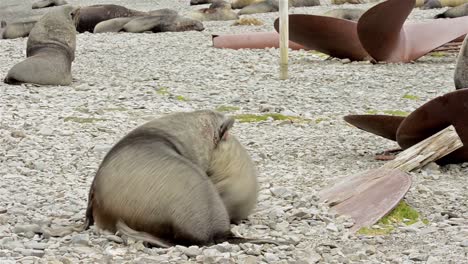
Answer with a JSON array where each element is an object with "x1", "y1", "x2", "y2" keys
[
  {"x1": 435, "y1": 3, "x2": 468, "y2": 18},
  {"x1": 231, "y1": 0, "x2": 264, "y2": 9},
  {"x1": 238, "y1": 0, "x2": 278, "y2": 15},
  {"x1": 454, "y1": 34, "x2": 468, "y2": 89},
  {"x1": 32, "y1": 0, "x2": 68, "y2": 9},
  {"x1": 188, "y1": 1, "x2": 239, "y2": 21},
  {"x1": 322, "y1": 8, "x2": 365, "y2": 21},
  {"x1": 0, "y1": 20, "x2": 37, "y2": 39},
  {"x1": 84, "y1": 110, "x2": 274, "y2": 247},
  {"x1": 208, "y1": 135, "x2": 258, "y2": 223},
  {"x1": 93, "y1": 17, "x2": 134, "y2": 33},
  {"x1": 4, "y1": 5, "x2": 79, "y2": 86},
  {"x1": 122, "y1": 14, "x2": 204, "y2": 33},
  {"x1": 77, "y1": 4, "x2": 147, "y2": 33}
]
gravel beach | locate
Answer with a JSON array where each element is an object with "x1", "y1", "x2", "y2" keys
[{"x1": 1, "y1": 0, "x2": 467, "y2": 263}]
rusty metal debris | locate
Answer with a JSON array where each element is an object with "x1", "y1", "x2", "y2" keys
[
  {"x1": 345, "y1": 90, "x2": 468, "y2": 165},
  {"x1": 213, "y1": 0, "x2": 468, "y2": 62},
  {"x1": 396, "y1": 89, "x2": 468, "y2": 165},
  {"x1": 344, "y1": 115, "x2": 405, "y2": 141}
]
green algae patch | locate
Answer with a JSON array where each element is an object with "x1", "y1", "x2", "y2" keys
[
  {"x1": 365, "y1": 109, "x2": 378, "y2": 115},
  {"x1": 357, "y1": 226, "x2": 394, "y2": 236},
  {"x1": 156, "y1": 87, "x2": 170, "y2": 95},
  {"x1": 315, "y1": 117, "x2": 327, "y2": 124},
  {"x1": 309, "y1": 50, "x2": 329, "y2": 59},
  {"x1": 156, "y1": 87, "x2": 189, "y2": 101},
  {"x1": 216, "y1": 105, "x2": 240, "y2": 112},
  {"x1": 175, "y1": 95, "x2": 188, "y2": 101},
  {"x1": 64, "y1": 117, "x2": 107, "y2": 123},
  {"x1": 357, "y1": 201, "x2": 425, "y2": 236},
  {"x1": 429, "y1": 52, "x2": 447, "y2": 57},
  {"x1": 233, "y1": 113, "x2": 311, "y2": 123},
  {"x1": 402, "y1": 94, "x2": 419, "y2": 100},
  {"x1": 382, "y1": 110, "x2": 410, "y2": 117}
]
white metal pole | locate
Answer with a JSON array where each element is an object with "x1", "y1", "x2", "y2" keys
[{"x1": 279, "y1": 0, "x2": 289, "y2": 80}]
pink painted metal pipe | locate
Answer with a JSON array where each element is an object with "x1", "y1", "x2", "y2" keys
[{"x1": 212, "y1": 31, "x2": 307, "y2": 50}]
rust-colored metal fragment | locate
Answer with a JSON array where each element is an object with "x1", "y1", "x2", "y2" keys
[
  {"x1": 396, "y1": 89, "x2": 468, "y2": 164},
  {"x1": 358, "y1": 0, "x2": 468, "y2": 62},
  {"x1": 273, "y1": 15, "x2": 370, "y2": 61},
  {"x1": 320, "y1": 169, "x2": 411, "y2": 232},
  {"x1": 344, "y1": 114, "x2": 405, "y2": 141},
  {"x1": 212, "y1": 32, "x2": 306, "y2": 50},
  {"x1": 356, "y1": 0, "x2": 415, "y2": 62}
]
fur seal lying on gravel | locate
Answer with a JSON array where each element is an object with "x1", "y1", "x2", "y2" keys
[
  {"x1": 93, "y1": 9, "x2": 180, "y2": 33},
  {"x1": 32, "y1": 0, "x2": 68, "y2": 9},
  {"x1": 0, "y1": 20, "x2": 37, "y2": 39},
  {"x1": 190, "y1": 0, "x2": 215, "y2": 4},
  {"x1": 331, "y1": 0, "x2": 363, "y2": 4},
  {"x1": 322, "y1": 8, "x2": 365, "y2": 21},
  {"x1": 85, "y1": 110, "x2": 274, "y2": 247},
  {"x1": 188, "y1": 1, "x2": 239, "y2": 21},
  {"x1": 4, "y1": 6, "x2": 79, "y2": 85},
  {"x1": 239, "y1": 0, "x2": 279, "y2": 15},
  {"x1": 435, "y1": 3, "x2": 468, "y2": 18},
  {"x1": 77, "y1": 4, "x2": 147, "y2": 33},
  {"x1": 122, "y1": 14, "x2": 204, "y2": 33},
  {"x1": 239, "y1": 0, "x2": 320, "y2": 15},
  {"x1": 231, "y1": 0, "x2": 263, "y2": 9},
  {"x1": 93, "y1": 17, "x2": 135, "y2": 33}
]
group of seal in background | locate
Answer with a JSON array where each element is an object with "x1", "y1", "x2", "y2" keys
[
  {"x1": 189, "y1": 0, "x2": 320, "y2": 19},
  {"x1": 84, "y1": 110, "x2": 278, "y2": 247}
]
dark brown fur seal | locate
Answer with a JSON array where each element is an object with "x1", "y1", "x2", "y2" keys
[
  {"x1": 122, "y1": 14, "x2": 204, "y2": 33},
  {"x1": 84, "y1": 110, "x2": 274, "y2": 247},
  {"x1": 4, "y1": 6, "x2": 79, "y2": 85},
  {"x1": 77, "y1": 4, "x2": 147, "y2": 33},
  {"x1": 92, "y1": 9, "x2": 179, "y2": 33}
]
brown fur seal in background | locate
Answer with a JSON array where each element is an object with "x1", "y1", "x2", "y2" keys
[
  {"x1": 188, "y1": 1, "x2": 239, "y2": 21},
  {"x1": 435, "y1": 3, "x2": 468, "y2": 17},
  {"x1": 322, "y1": 8, "x2": 366, "y2": 21},
  {"x1": 0, "y1": 20, "x2": 37, "y2": 39},
  {"x1": 93, "y1": 9, "x2": 179, "y2": 33},
  {"x1": 4, "y1": 6, "x2": 79, "y2": 85},
  {"x1": 208, "y1": 134, "x2": 258, "y2": 223},
  {"x1": 77, "y1": 4, "x2": 147, "y2": 33},
  {"x1": 331, "y1": 0, "x2": 364, "y2": 4},
  {"x1": 84, "y1": 110, "x2": 277, "y2": 247},
  {"x1": 32, "y1": 0, "x2": 68, "y2": 9},
  {"x1": 290, "y1": 0, "x2": 320, "y2": 7},
  {"x1": 238, "y1": 0, "x2": 320, "y2": 15},
  {"x1": 238, "y1": 0, "x2": 278, "y2": 15},
  {"x1": 122, "y1": 14, "x2": 204, "y2": 33},
  {"x1": 231, "y1": 0, "x2": 264, "y2": 9},
  {"x1": 419, "y1": 0, "x2": 468, "y2": 9},
  {"x1": 190, "y1": 0, "x2": 215, "y2": 4},
  {"x1": 454, "y1": 34, "x2": 468, "y2": 89}
]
